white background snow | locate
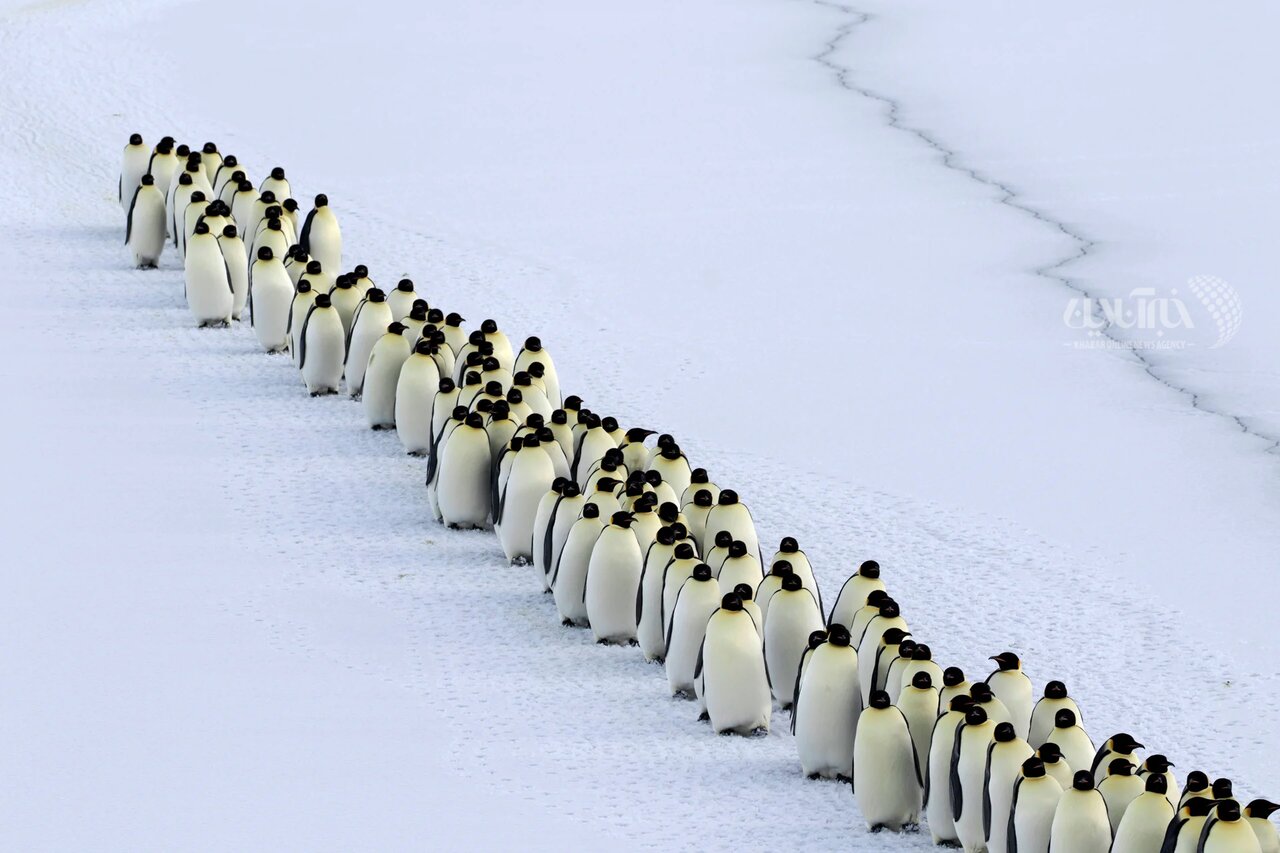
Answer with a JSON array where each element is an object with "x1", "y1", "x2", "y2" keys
[{"x1": 0, "y1": 0, "x2": 1276, "y2": 849}]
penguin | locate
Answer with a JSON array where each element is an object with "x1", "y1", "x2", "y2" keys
[
  {"x1": 793, "y1": 623, "x2": 861, "y2": 780},
  {"x1": 530, "y1": 478, "x2": 568, "y2": 588},
  {"x1": 571, "y1": 416, "x2": 619, "y2": 487},
  {"x1": 986, "y1": 652, "x2": 1033, "y2": 741},
  {"x1": 248, "y1": 247, "x2": 293, "y2": 352},
  {"x1": 287, "y1": 280, "x2": 318, "y2": 363},
  {"x1": 399, "y1": 301, "x2": 429, "y2": 342},
  {"x1": 544, "y1": 481, "x2": 587, "y2": 587},
  {"x1": 299, "y1": 259, "x2": 334, "y2": 295},
  {"x1": 766, "y1": 537, "x2": 821, "y2": 612},
  {"x1": 1097, "y1": 759, "x2": 1143, "y2": 834},
  {"x1": 1091, "y1": 733, "x2": 1143, "y2": 785},
  {"x1": 438, "y1": 311, "x2": 466, "y2": 357},
  {"x1": 684, "y1": 489, "x2": 716, "y2": 553},
  {"x1": 703, "y1": 489, "x2": 760, "y2": 563},
  {"x1": 552, "y1": 503, "x2": 606, "y2": 626},
  {"x1": 1163, "y1": 797, "x2": 1220, "y2": 853},
  {"x1": 361, "y1": 323, "x2": 412, "y2": 429},
  {"x1": 211, "y1": 154, "x2": 245, "y2": 198},
  {"x1": 680, "y1": 468, "x2": 721, "y2": 509},
  {"x1": 704, "y1": 530, "x2": 735, "y2": 574},
  {"x1": 696, "y1": 593, "x2": 770, "y2": 735},
  {"x1": 646, "y1": 444, "x2": 691, "y2": 502},
  {"x1": 970, "y1": 681, "x2": 1015, "y2": 730},
  {"x1": 1245, "y1": 800, "x2": 1280, "y2": 853},
  {"x1": 395, "y1": 340, "x2": 444, "y2": 454},
  {"x1": 259, "y1": 166, "x2": 291, "y2": 201},
  {"x1": 425, "y1": 406, "x2": 468, "y2": 521},
  {"x1": 762, "y1": 573, "x2": 824, "y2": 709},
  {"x1": 952, "y1": 705, "x2": 997, "y2": 851},
  {"x1": 496, "y1": 436, "x2": 556, "y2": 565},
  {"x1": 535, "y1": 425, "x2": 571, "y2": 482},
  {"x1": 215, "y1": 225, "x2": 249, "y2": 320},
  {"x1": 897, "y1": 644, "x2": 944, "y2": 705},
  {"x1": 476, "y1": 319, "x2": 515, "y2": 371},
  {"x1": 664, "y1": 563, "x2": 722, "y2": 695},
  {"x1": 926, "y1": 695, "x2": 975, "y2": 845},
  {"x1": 897, "y1": 671, "x2": 939, "y2": 783},
  {"x1": 660, "y1": 542, "x2": 703, "y2": 633},
  {"x1": 1211, "y1": 777, "x2": 1238, "y2": 808},
  {"x1": 985, "y1": 721, "x2": 1035, "y2": 853},
  {"x1": 197, "y1": 141, "x2": 222, "y2": 183},
  {"x1": 436, "y1": 412, "x2": 492, "y2": 529},
  {"x1": 754, "y1": 560, "x2": 794, "y2": 626},
  {"x1": 231, "y1": 181, "x2": 258, "y2": 238},
  {"x1": 281, "y1": 198, "x2": 301, "y2": 238},
  {"x1": 217, "y1": 170, "x2": 245, "y2": 207},
  {"x1": 637, "y1": 527, "x2": 680, "y2": 661},
  {"x1": 1048, "y1": 771, "x2": 1111, "y2": 853},
  {"x1": 253, "y1": 213, "x2": 295, "y2": 260},
  {"x1": 617, "y1": 428, "x2": 655, "y2": 476},
  {"x1": 297, "y1": 293, "x2": 344, "y2": 395},
  {"x1": 1111, "y1": 773, "x2": 1175, "y2": 853},
  {"x1": 511, "y1": 373, "x2": 553, "y2": 421},
  {"x1": 1197, "y1": 800, "x2": 1262, "y2": 853},
  {"x1": 1047, "y1": 710, "x2": 1095, "y2": 784},
  {"x1": 169, "y1": 169, "x2": 202, "y2": 246},
  {"x1": 881, "y1": 638, "x2": 918, "y2": 699},
  {"x1": 733, "y1": 583, "x2": 764, "y2": 642},
  {"x1": 871, "y1": 631, "x2": 914, "y2": 696},
  {"x1": 124, "y1": 174, "x2": 166, "y2": 269},
  {"x1": 1007, "y1": 757, "x2": 1064, "y2": 853},
  {"x1": 717, "y1": 540, "x2": 763, "y2": 597},
  {"x1": 387, "y1": 278, "x2": 419, "y2": 321},
  {"x1": 1178, "y1": 772, "x2": 1211, "y2": 810},
  {"x1": 1037, "y1": 742, "x2": 1075, "y2": 791},
  {"x1": 940, "y1": 665, "x2": 972, "y2": 713},
  {"x1": 345, "y1": 288, "x2": 393, "y2": 397},
  {"x1": 1029, "y1": 680, "x2": 1082, "y2": 748},
  {"x1": 628, "y1": 498, "x2": 661, "y2": 553},
  {"x1": 146, "y1": 137, "x2": 178, "y2": 201},
  {"x1": 183, "y1": 222, "x2": 233, "y2": 327},
  {"x1": 299, "y1": 194, "x2": 342, "y2": 274},
  {"x1": 243, "y1": 190, "x2": 278, "y2": 250},
  {"x1": 857, "y1": 600, "x2": 908, "y2": 704},
  {"x1": 514, "y1": 336, "x2": 561, "y2": 406},
  {"x1": 179, "y1": 189, "x2": 209, "y2": 259},
  {"x1": 119, "y1": 133, "x2": 149, "y2": 210},
  {"x1": 794, "y1": 629, "x2": 828, "y2": 697},
  {"x1": 854, "y1": 690, "x2": 921, "y2": 831},
  {"x1": 1137, "y1": 754, "x2": 1179, "y2": 808},
  {"x1": 328, "y1": 274, "x2": 362, "y2": 336}
]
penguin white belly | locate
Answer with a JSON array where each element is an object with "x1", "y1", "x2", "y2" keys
[
  {"x1": 530, "y1": 491, "x2": 561, "y2": 588},
  {"x1": 552, "y1": 519, "x2": 604, "y2": 625},
  {"x1": 926, "y1": 716, "x2": 964, "y2": 844},
  {"x1": 120, "y1": 148, "x2": 149, "y2": 209},
  {"x1": 987, "y1": 744, "x2": 1035, "y2": 853},
  {"x1": 346, "y1": 303, "x2": 394, "y2": 396},
  {"x1": 585, "y1": 529, "x2": 643, "y2": 643},
  {"x1": 1029, "y1": 698, "x2": 1080, "y2": 748},
  {"x1": 636, "y1": 547, "x2": 675, "y2": 661},
  {"x1": 127, "y1": 188, "x2": 166, "y2": 268},
  {"x1": 1010, "y1": 777, "x2": 1064, "y2": 853},
  {"x1": 896, "y1": 687, "x2": 938, "y2": 782},
  {"x1": 218, "y1": 237, "x2": 249, "y2": 320},
  {"x1": 545, "y1": 500, "x2": 584, "y2": 587},
  {"x1": 717, "y1": 556, "x2": 762, "y2": 596},
  {"x1": 955, "y1": 726, "x2": 996, "y2": 851},
  {"x1": 1099, "y1": 776, "x2": 1143, "y2": 833},
  {"x1": 394, "y1": 356, "x2": 441, "y2": 454},
  {"x1": 705, "y1": 505, "x2": 759, "y2": 560},
  {"x1": 854, "y1": 709, "x2": 921, "y2": 831},
  {"x1": 664, "y1": 579, "x2": 720, "y2": 695},
  {"x1": 249, "y1": 262, "x2": 293, "y2": 351},
  {"x1": 1055, "y1": 730, "x2": 1096, "y2": 783},
  {"x1": 288, "y1": 294, "x2": 317, "y2": 364},
  {"x1": 437, "y1": 428, "x2": 492, "y2": 528},
  {"x1": 1111, "y1": 793, "x2": 1173, "y2": 853},
  {"x1": 762, "y1": 592, "x2": 824, "y2": 707},
  {"x1": 362, "y1": 336, "x2": 411, "y2": 428},
  {"x1": 1250, "y1": 818, "x2": 1280, "y2": 853},
  {"x1": 793, "y1": 645, "x2": 860, "y2": 779},
  {"x1": 1048, "y1": 792, "x2": 1112, "y2": 853},
  {"x1": 660, "y1": 559, "x2": 699, "y2": 631},
  {"x1": 307, "y1": 211, "x2": 342, "y2": 273},
  {"x1": 184, "y1": 236, "x2": 233, "y2": 326},
  {"x1": 989, "y1": 672, "x2": 1033, "y2": 740},
  {"x1": 1203, "y1": 821, "x2": 1263, "y2": 853},
  {"x1": 497, "y1": 451, "x2": 556, "y2": 564},
  {"x1": 700, "y1": 611, "x2": 770, "y2": 735},
  {"x1": 300, "y1": 309, "x2": 345, "y2": 394}
]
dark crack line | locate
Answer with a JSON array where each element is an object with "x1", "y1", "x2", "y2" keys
[{"x1": 812, "y1": 0, "x2": 1280, "y2": 454}]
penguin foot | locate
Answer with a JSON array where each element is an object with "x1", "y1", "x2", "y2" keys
[
  {"x1": 869, "y1": 825, "x2": 885, "y2": 834},
  {"x1": 697, "y1": 711, "x2": 710, "y2": 722},
  {"x1": 835, "y1": 774, "x2": 852, "y2": 785},
  {"x1": 561, "y1": 619, "x2": 574, "y2": 627},
  {"x1": 627, "y1": 639, "x2": 638, "y2": 647},
  {"x1": 511, "y1": 556, "x2": 529, "y2": 567},
  {"x1": 672, "y1": 689, "x2": 693, "y2": 700},
  {"x1": 807, "y1": 773, "x2": 821, "y2": 781},
  {"x1": 371, "y1": 424, "x2": 392, "y2": 431}
]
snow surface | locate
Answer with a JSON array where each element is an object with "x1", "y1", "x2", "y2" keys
[{"x1": 1, "y1": 0, "x2": 1276, "y2": 849}]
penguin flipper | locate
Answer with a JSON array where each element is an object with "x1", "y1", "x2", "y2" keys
[
  {"x1": 636, "y1": 562, "x2": 648, "y2": 627},
  {"x1": 345, "y1": 298, "x2": 367, "y2": 361},
  {"x1": 297, "y1": 304, "x2": 316, "y2": 370},
  {"x1": 788, "y1": 649, "x2": 810, "y2": 735},
  {"x1": 900, "y1": 707, "x2": 923, "y2": 789},
  {"x1": 1089, "y1": 744, "x2": 1109, "y2": 779},
  {"x1": 542, "y1": 498, "x2": 563, "y2": 577},
  {"x1": 1160, "y1": 817, "x2": 1187, "y2": 853},
  {"x1": 299, "y1": 208, "x2": 316, "y2": 253},
  {"x1": 693, "y1": 637, "x2": 705, "y2": 681},
  {"x1": 1007, "y1": 778, "x2": 1022, "y2": 853},
  {"x1": 247, "y1": 270, "x2": 255, "y2": 328},
  {"x1": 125, "y1": 186, "x2": 140, "y2": 246},
  {"x1": 1195, "y1": 817, "x2": 1217, "y2": 853},
  {"x1": 950, "y1": 722, "x2": 966, "y2": 823},
  {"x1": 983, "y1": 741, "x2": 997, "y2": 840}
]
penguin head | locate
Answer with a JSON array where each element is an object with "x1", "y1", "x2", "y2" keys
[
  {"x1": 624, "y1": 481, "x2": 644, "y2": 498},
  {"x1": 1039, "y1": 743, "x2": 1063, "y2": 764},
  {"x1": 1216, "y1": 801, "x2": 1242, "y2": 822},
  {"x1": 523, "y1": 335, "x2": 542, "y2": 352},
  {"x1": 859, "y1": 559, "x2": 880, "y2": 579},
  {"x1": 366, "y1": 288, "x2": 387, "y2": 303},
  {"x1": 350, "y1": 264, "x2": 369, "y2": 278},
  {"x1": 989, "y1": 652, "x2": 1020, "y2": 672},
  {"x1": 877, "y1": 600, "x2": 900, "y2": 618},
  {"x1": 911, "y1": 643, "x2": 932, "y2": 661},
  {"x1": 969, "y1": 682, "x2": 993, "y2": 702},
  {"x1": 128, "y1": 133, "x2": 143, "y2": 145},
  {"x1": 265, "y1": 218, "x2": 283, "y2": 232},
  {"x1": 474, "y1": 399, "x2": 494, "y2": 415},
  {"x1": 609, "y1": 511, "x2": 634, "y2": 528},
  {"x1": 993, "y1": 722, "x2": 1016, "y2": 743},
  {"x1": 564, "y1": 395, "x2": 583, "y2": 410},
  {"x1": 1143, "y1": 754, "x2": 1173, "y2": 774},
  {"x1": 720, "y1": 593, "x2": 743, "y2": 612},
  {"x1": 221, "y1": 225, "x2": 237, "y2": 239},
  {"x1": 465, "y1": 352, "x2": 485, "y2": 369},
  {"x1": 781, "y1": 573, "x2": 802, "y2": 592},
  {"x1": 656, "y1": 433, "x2": 674, "y2": 448},
  {"x1": 537, "y1": 427, "x2": 556, "y2": 445},
  {"x1": 659, "y1": 444, "x2": 682, "y2": 461},
  {"x1": 140, "y1": 173, "x2": 155, "y2": 186},
  {"x1": 527, "y1": 362, "x2": 545, "y2": 378},
  {"x1": 770, "y1": 560, "x2": 793, "y2": 578},
  {"x1": 1246, "y1": 800, "x2": 1280, "y2": 819},
  {"x1": 313, "y1": 293, "x2": 332, "y2": 308},
  {"x1": 506, "y1": 388, "x2": 524, "y2": 405},
  {"x1": 306, "y1": 260, "x2": 323, "y2": 275},
  {"x1": 231, "y1": 171, "x2": 246, "y2": 184},
  {"x1": 437, "y1": 378, "x2": 456, "y2": 394},
  {"x1": 332, "y1": 273, "x2": 352, "y2": 289},
  {"x1": 238, "y1": 179, "x2": 254, "y2": 193},
  {"x1": 866, "y1": 589, "x2": 888, "y2": 607},
  {"x1": 728, "y1": 540, "x2": 747, "y2": 559},
  {"x1": 625, "y1": 427, "x2": 653, "y2": 443},
  {"x1": 1072, "y1": 771, "x2": 1094, "y2": 791},
  {"x1": 778, "y1": 536, "x2": 798, "y2": 554},
  {"x1": 581, "y1": 503, "x2": 600, "y2": 519},
  {"x1": 949, "y1": 695, "x2": 974, "y2": 713},
  {"x1": 943, "y1": 666, "x2": 965, "y2": 687},
  {"x1": 314, "y1": 193, "x2": 328, "y2": 207},
  {"x1": 1044, "y1": 680, "x2": 1068, "y2": 699},
  {"x1": 445, "y1": 312, "x2": 464, "y2": 327},
  {"x1": 1109, "y1": 759, "x2": 1135, "y2": 777},
  {"x1": 964, "y1": 706, "x2": 988, "y2": 726},
  {"x1": 450, "y1": 405, "x2": 469, "y2": 420},
  {"x1": 481, "y1": 380, "x2": 502, "y2": 397},
  {"x1": 202, "y1": 141, "x2": 218, "y2": 154},
  {"x1": 427, "y1": 307, "x2": 444, "y2": 323},
  {"x1": 674, "y1": 543, "x2": 695, "y2": 560},
  {"x1": 691, "y1": 563, "x2": 713, "y2": 582},
  {"x1": 193, "y1": 222, "x2": 209, "y2": 235},
  {"x1": 396, "y1": 278, "x2": 414, "y2": 293},
  {"x1": 178, "y1": 172, "x2": 193, "y2": 186},
  {"x1": 595, "y1": 477, "x2": 619, "y2": 493},
  {"x1": 911, "y1": 671, "x2": 933, "y2": 689},
  {"x1": 729, "y1": 583, "x2": 752, "y2": 601},
  {"x1": 1185, "y1": 797, "x2": 1216, "y2": 817},
  {"x1": 1213, "y1": 778, "x2": 1234, "y2": 799},
  {"x1": 260, "y1": 190, "x2": 277, "y2": 203},
  {"x1": 897, "y1": 639, "x2": 917, "y2": 657},
  {"x1": 868, "y1": 690, "x2": 891, "y2": 710},
  {"x1": 386, "y1": 322, "x2": 407, "y2": 336},
  {"x1": 295, "y1": 280, "x2": 313, "y2": 294},
  {"x1": 1021, "y1": 757, "x2": 1046, "y2": 778},
  {"x1": 717, "y1": 489, "x2": 739, "y2": 505},
  {"x1": 269, "y1": 166, "x2": 285, "y2": 180},
  {"x1": 827, "y1": 624, "x2": 851, "y2": 647},
  {"x1": 513, "y1": 372, "x2": 531, "y2": 387},
  {"x1": 657, "y1": 502, "x2": 679, "y2": 523},
  {"x1": 561, "y1": 482, "x2": 581, "y2": 499},
  {"x1": 810, "y1": 629, "x2": 831, "y2": 649},
  {"x1": 1184, "y1": 771, "x2": 1208, "y2": 791},
  {"x1": 1054, "y1": 709, "x2": 1077, "y2": 729},
  {"x1": 284, "y1": 198, "x2": 298, "y2": 213},
  {"x1": 656, "y1": 527, "x2": 676, "y2": 547},
  {"x1": 265, "y1": 205, "x2": 282, "y2": 218},
  {"x1": 480, "y1": 318, "x2": 498, "y2": 334},
  {"x1": 693, "y1": 490, "x2": 714, "y2": 508},
  {"x1": 257, "y1": 246, "x2": 274, "y2": 261},
  {"x1": 157, "y1": 137, "x2": 174, "y2": 153},
  {"x1": 1144, "y1": 774, "x2": 1168, "y2": 795},
  {"x1": 176, "y1": 144, "x2": 190, "y2": 157},
  {"x1": 688, "y1": 467, "x2": 709, "y2": 485},
  {"x1": 1110, "y1": 733, "x2": 1144, "y2": 754},
  {"x1": 481, "y1": 356, "x2": 501, "y2": 372},
  {"x1": 669, "y1": 522, "x2": 688, "y2": 540},
  {"x1": 414, "y1": 340, "x2": 434, "y2": 356},
  {"x1": 526, "y1": 414, "x2": 546, "y2": 430},
  {"x1": 713, "y1": 531, "x2": 732, "y2": 550},
  {"x1": 223, "y1": 155, "x2": 238, "y2": 167},
  {"x1": 190, "y1": 191, "x2": 207, "y2": 204}
]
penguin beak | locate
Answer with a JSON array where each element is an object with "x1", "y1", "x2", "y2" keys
[{"x1": 1134, "y1": 741, "x2": 1145, "y2": 750}]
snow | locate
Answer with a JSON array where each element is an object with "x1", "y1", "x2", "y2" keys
[{"x1": 0, "y1": 0, "x2": 1276, "y2": 849}]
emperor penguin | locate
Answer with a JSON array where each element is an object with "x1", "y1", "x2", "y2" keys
[
  {"x1": 660, "y1": 542, "x2": 703, "y2": 632},
  {"x1": 680, "y1": 468, "x2": 720, "y2": 508},
  {"x1": 572, "y1": 416, "x2": 619, "y2": 488},
  {"x1": 496, "y1": 436, "x2": 556, "y2": 565},
  {"x1": 1091, "y1": 733, "x2": 1143, "y2": 785},
  {"x1": 897, "y1": 671, "x2": 939, "y2": 783},
  {"x1": 618, "y1": 428, "x2": 655, "y2": 475},
  {"x1": 704, "y1": 490, "x2": 760, "y2": 564},
  {"x1": 952, "y1": 705, "x2": 997, "y2": 851},
  {"x1": 425, "y1": 406, "x2": 468, "y2": 520},
  {"x1": 664, "y1": 563, "x2": 722, "y2": 695},
  {"x1": 362, "y1": 322, "x2": 412, "y2": 429},
  {"x1": 970, "y1": 681, "x2": 1015, "y2": 730},
  {"x1": 183, "y1": 222, "x2": 233, "y2": 327},
  {"x1": 704, "y1": 531, "x2": 734, "y2": 573},
  {"x1": 763, "y1": 573, "x2": 824, "y2": 709},
  {"x1": 1111, "y1": 773, "x2": 1174, "y2": 853},
  {"x1": 628, "y1": 498, "x2": 661, "y2": 552},
  {"x1": 1245, "y1": 800, "x2": 1280, "y2": 853},
  {"x1": 696, "y1": 592, "x2": 771, "y2": 735},
  {"x1": 512, "y1": 373, "x2": 553, "y2": 420},
  {"x1": 345, "y1": 288, "x2": 393, "y2": 396},
  {"x1": 211, "y1": 154, "x2": 244, "y2": 198},
  {"x1": 1037, "y1": 743, "x2": 1074, "y2": 791},
  {"x1": 1029, "y1": 680, "x2": 1082, "y2": 748},
  {"x1": 146, "y1": 137, "x2": 178, "y2": 200},
  {"x1": 244, "y1": 191, "x2": 278, "y2": 245},
  {"x1": 260, "y1": 166, "x2": 291, "y2": 201},
  {"x1": 1007, "y1": 757, "x2": 1064, "y2": 853},
  {"x1": 1211, "y1": 777, "x2": 1238, "y2": 807},
  {"x1": 985, "y1": 652, "x2": 1033, "y2": 740},
  {"x1": 1178, "y1": 771, "x2": 1211, "y2": 810},
  {"x1": 215, "y1": 225, "x2": 249, "y2": 320},
  {"x1": 984, "y1": 721, "x2": 1035, "y2": 853},
  {"x1": 125, "y1": 174, "x2": 166, "y2": 268},
  {"x1": 248, "y1": 247, "x2": 293, "y2": 352},
  {"x1": 794, "y1": 629, "x2": 828, "y2": 695},
  {"x1": 881, "y1": 639, "x2": 918, "y2": 703},
  {"x1": 637, "y1": 527, "x2": 680, "y2": 660},
  {"x1": 119, "y1": 133, "x2": 149, "y2": 210},
  {"x1": 1046, "y1": 710, "x2": 1095, "y2": 783},
  {"x1": 1137, "y1": 754, "x2": 1179, "y2": 807},
  {"x1": 514, "y1": 336, "x2": 560, "y2": 406},
  {"x1": 179, "y1": 190, "x2": 208, "y2": 259},
  {"x1": 300, "y1": 259, "x2": 335, "y2": 295},
  {"x1": 287, "y1": 280, "x2": 318, "y2": 363},
  {"x1": 298, "y1": 293, "x2": 344, "y2": 395},
  {"x1": 477, "y1": 319, "x2": 514, "y2": 371},
  {"x1": 684, "y1": 489, "x2": 715, "y2": 552},
  {"x1": 857, "y1": 600, "x2": 908, "y2": 703},
  {"x1": 897, "y1": 644, "x2": 944, "y2": 705},
  {"x1": 400, "y1": 301, "x2": 429, "y2": 342},
  {"x1": 925, "y1": 695, "x2": 975, "y2": 845},
  {"x1": 1198, "y1": 801, "x2": 1263, "y2": 853},
  {"x1": 552, "y1": 503, "x2": 606, "y2": 626},
  {"x1": 828, "y1": 559, "x2": 886, "y2": 632},
  {"x1": 543, "y1": 481, "x2": 586, "y2": 589},
  {"x1": 755, "y1": 560, "x2": 794, "y2": 626},
  {"x1": 197, "y1": 142, "x2": 222, "y2": 182},
  {"x1": 718, "y1": 540, "x2": 763, "y2": 596},
  {"x1": 1048, "y1": 771, "x2": 1111, "y2": 853},
  {"x1": 855, "y1": 689, "x2": 922, "y2": 831},
  {"x1": 437, "y1": 412, "x2": 492, "y2": 529},
  {"x1": 848, "y1": 590, "x2": 892, "y2": 651},
  {"x1": 766, "y1": 538, "x2": 821, "y2": 612},
  {"x1": 217, "y1": 170, "x2": 245, "y2": 207},
  {"x1": 732, "y1": 583, "x2": 764, "y2": 642},
  {"x1": 793, "y1": 623, "x2": 861, "y2": 780},
  {"x1": 388, "y1": 278, "x2": 420, "y2": 321},
  {"x1": 440, "y1": 311, "x2": 467, "y2": 357},
  {"x1": 328, "y1": 274, "x2": 362, "y2": 336},
  {"x1": 530, "y1": 478, "x2": 568, "y2": 587},
  {"x1": 941, "y1": 665, "x2": 972, "y2": 712},
  {"x1": 300, "y1": 193, "x2": 342, "y2": 273},
  {"x1": 281, "y1": 198, "x2": 301, "y2": 237},
  {"x1": 1097, "y1": 759, "x2": 1142, "y2": 833},
  {"x1": 395, "y1": 340, "x2": 444, "y2": 454},
  {"x1": 647, "y1": 443, "x2": 692, "y2": 501},
  {"x1": 168, "y1": 170, "x2": 198, "y2": 245}
]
